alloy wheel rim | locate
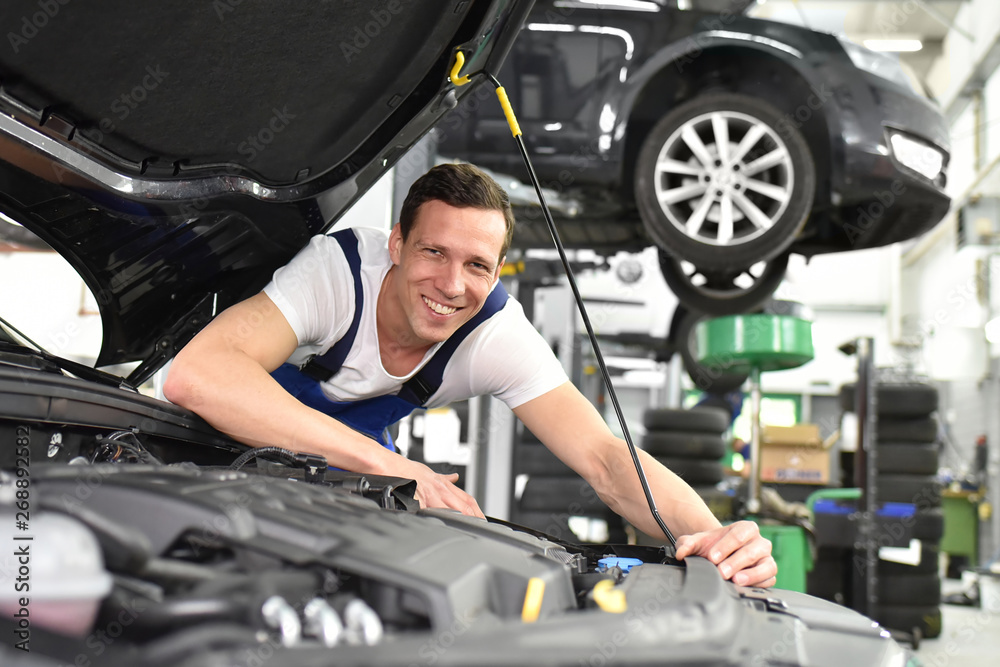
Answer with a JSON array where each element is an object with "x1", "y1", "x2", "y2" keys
[{"x1": 652, "y1": 110, "x2": 795, "y2": 247}]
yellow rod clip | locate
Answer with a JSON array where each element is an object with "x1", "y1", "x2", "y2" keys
[
  {"x1": 496, "y1": 86, "x2": 521, "y2": 138},
  {"x1": 521, "y1": 577, "x2": 546, "y2": 623},
  {"x1": 450, "y1": 50, "x2": 472, "y2": 86}
]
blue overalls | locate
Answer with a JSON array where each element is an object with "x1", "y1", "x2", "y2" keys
[{"x1": 270, "y1": 228, "x2": 509, "y2": 451}]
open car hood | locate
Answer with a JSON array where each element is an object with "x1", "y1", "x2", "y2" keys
[{"x1": 0, "y1": 0, "x2": 531, "y2": 385}]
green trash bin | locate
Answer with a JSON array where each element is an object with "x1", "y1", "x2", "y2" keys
[{"x1": 749, "y1": 523, "x2": 811, "y2": 593}]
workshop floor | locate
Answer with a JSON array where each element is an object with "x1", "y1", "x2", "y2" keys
[{"x1": 910, "y1": 579, "x2": 1000, "y2": 666}]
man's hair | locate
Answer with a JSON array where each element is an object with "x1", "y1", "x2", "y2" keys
[{"x1": 398, "y1": 163, "x2": 515, "y2": 263}]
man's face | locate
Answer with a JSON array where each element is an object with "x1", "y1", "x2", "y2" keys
[{"x1": 387, "y1": 200, "x2": 506, "y2": 348}]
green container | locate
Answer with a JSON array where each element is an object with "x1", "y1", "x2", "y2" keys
[
  {"x1": 940, "y1": 492, "x2": 978, "y2": 565},
  {"x1": 805, "y1": 487, "x2": 861, "y2": 513},
  {"x1": 696, "y1": 314, "x2": 814, "y2": 373},
  {"x1": 756, "y1": 523, "x2": 811, "y2": 593}
]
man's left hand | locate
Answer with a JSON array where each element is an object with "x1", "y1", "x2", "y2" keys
[{"x1": 674, "y1": 521, "x2": 777, "y2": 588}]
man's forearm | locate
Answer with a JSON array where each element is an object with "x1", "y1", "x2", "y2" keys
[
  {"x1": 164, "y1": 347, "x2": 410, "y2": 476},
  {"x1": 599, "y1": 445, "x2": 721, "y2": 541}
]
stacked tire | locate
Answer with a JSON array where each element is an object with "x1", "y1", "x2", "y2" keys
[
  {"x1": 511, "y1": 429, "x2": 619, "y2": 543},
  {"x1": 511, "y1": 406, "x2": 730, "y2": 544},
  {"x1": 838, "y1": 381, "x2": 943, "y2": 640},
  {"x1": 625, "y1": 406, "x2": 731, "y2": 544},
  {"x1": 640, "y1": 407, "x2": 729, "y2": 489}
]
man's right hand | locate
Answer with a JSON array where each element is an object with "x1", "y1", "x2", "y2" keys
[{"x1": 405, "y1": 461, "x2": 485, "y2": 519}]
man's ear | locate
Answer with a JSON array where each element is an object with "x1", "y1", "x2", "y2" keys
[
  {"x1": 493, "y1": 256, "x2": 506, "y2": 281},
  {"x1": 388, "y1": 224, "x2": 403, "y2": 265}
]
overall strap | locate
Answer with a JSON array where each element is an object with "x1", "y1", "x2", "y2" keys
[
  {"x1": 396, "y1": 281, "x2": 509, "y2": 407},
  {"x1": 300, "y1": 229, "x2": 364, "y2": 382}
]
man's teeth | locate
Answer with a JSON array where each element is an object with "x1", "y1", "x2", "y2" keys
[{"x1": 423, "y1": 297, "x2": 457, "y2": 315}]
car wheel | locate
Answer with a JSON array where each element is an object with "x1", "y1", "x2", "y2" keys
[
  {"x1": 641, "y1": 432, "x2": 726, "y2": 459},
  {"x1": 653, "y1": 457, "x2": 724, "y2": 485},
  {"x1": 659, "y1": 250, "x2": 790, "y2": 315},
  {"x1": 879, "y1": 574, "x2": 942, "y2": 606},
  {"x1": 642, "y1": 406, "x2": 730, "y2": 433},
  {"x1": 839, "y1": 383, "x2": 939, "y2": 417},
  {"x1": 880, "y1": 543, "x2": 940, "y2": 575},
  {"x1": 636, "y1": 92, "x2": 815, "y2": 271},
  {"x1": 669, "y1": 304, "x2": 752, "y2": 390},
  {"x1": 876, "y1": 417, "x2": 939, "y2": 443},
  {"x1": 878, "y1": 443, "x2": 939, "y2": 475},
  {"x1": 514, "y1": 443, "x2": 576, "y2": 477},
  {"x1": 877, "y1": 474, "x2": 942, "y2": 505},
  {"x1": 873, "y1": 605, "x2": 942, "y2": 639}
]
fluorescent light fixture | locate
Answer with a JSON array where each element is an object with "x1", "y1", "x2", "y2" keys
[
  {"x1": 556, "y1": 0, "x2": 660, "y2": 11},
  {"x1": 889, "y1": 132, "x2": 944, "y2": 181},
  {"x1": 986, "y1": 316, "x2": 1000, "y2": 344},
  {"x1": 863, "y1": 39, "x2": 922, "y2": 52},
  {"x1": 527, "y1": 23, "x2": 575, "y2": 32}
]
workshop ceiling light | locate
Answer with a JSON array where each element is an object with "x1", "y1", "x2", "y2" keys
[
  {"x1": 889, "y1": 132, "x2": 944, "y2": 181},
  {"x1": 863, "y1": 39, "x2": 922, "y2": 53}
]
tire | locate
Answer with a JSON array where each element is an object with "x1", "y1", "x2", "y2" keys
[
  {"x1": 807, "y1": 548, "x2": 848, "y2": 602},
  {"x1": 641, "y1": 431, "x2": 726, "y2": 459},
  {"x1": 880, "y1": 543, "x2": 940, "y2": 576},
  {"x1": 653, "y1": 457, "x2": 724, "y2": 485},
  {"x1": 873, "y1": 605, "x2": 942, "y2": 639},
  {"x1": 635, "y1": 92, "x2": 815, "y2": 271},
  {"x1": 669, "y1": 305, "x2": 750, "y2": 392},
  {"x1": 877, "y1": 418, "x2": 938, "y2": 443},
  {"x1": 643, "y1": 407, "x2": 730, "y2": 433},
  {"x1": 911, "y1": 509, "x2": 944, "y2": 542},
  {"x1": 839, "y1": 383, "x2": 938, "y2": 417},
  {"x1": 878, "y1": 574, "x2": 942, "y2": 606},
  {"x1": 514, "y1": 444, "x2": 576, "y2": 477},
  {"x1": 877, "y1": 474, "x2": 942, "y2": 506},
  {"x1": 659, "y1": 250, "x2": 789, "y2": 316},
  {"x1": 520, "y1": 477, "x2": 609, "y2": 514},
  {"x1": 877, "y1": 443, "x2": 939, "y2": 475}
]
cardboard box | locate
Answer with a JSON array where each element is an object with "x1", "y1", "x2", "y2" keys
[{"x1": 759, "y1": 424, "x2": 830, "y2": 485}]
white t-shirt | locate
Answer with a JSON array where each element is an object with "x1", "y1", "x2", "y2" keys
[{"x1": 263, "y1": 228, "x2": 568, "y2": 410}]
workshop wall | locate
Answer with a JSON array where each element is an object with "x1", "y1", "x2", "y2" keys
[
  {"x1": 915, "y1": 0, "x2": 1000, "y2": 559},
  {"x1": 927, "y1": 0, "x2": 1000, "y2": 108},
  {"x1": 0, "y1": 250, "x2": 103, "y2": 364}
]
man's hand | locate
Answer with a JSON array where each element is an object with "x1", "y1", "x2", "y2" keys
[
  {"x1": 674, "y1": 521, "x2": 776, "y2": 588},
  {"x1": 405, "y1": 461, "x2": 485, "y2": 519}
]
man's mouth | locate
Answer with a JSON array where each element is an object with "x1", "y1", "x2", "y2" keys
[{"x1": 422, "y1": 296, "x2": 458, "y2": 316}]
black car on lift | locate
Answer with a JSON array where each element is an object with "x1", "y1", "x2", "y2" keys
[
  {"x1": 438, "y1": 0, "x2": 952, "y2": 315},
  {"x1": 0, "y1": 1, "x2": 916, "y2": 665}
]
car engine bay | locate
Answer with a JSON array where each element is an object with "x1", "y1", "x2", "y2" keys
[{"x1": 0, "y1": 426, "x2": 909, "y2": 667}]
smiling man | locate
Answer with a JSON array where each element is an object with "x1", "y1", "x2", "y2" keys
[{"x1": 165, "y1": 163, "x2": 777, "y2": 588}]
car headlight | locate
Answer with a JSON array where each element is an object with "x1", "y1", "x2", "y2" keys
[
  {"x1": 889, "y1": 131, "x2": 944, "y2": 181},
  {"x1": 838, "y1": 38, "x2": 916, "y2": 92}
]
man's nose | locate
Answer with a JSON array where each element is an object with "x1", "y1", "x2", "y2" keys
[{"x1": 437, "y1": 261, "x2": 465, "y2": 299}]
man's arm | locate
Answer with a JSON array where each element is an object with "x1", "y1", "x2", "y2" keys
[
  {"x1": 513, "y1": 382, "x2": 776, "y2": 587},
  {"x1": 163, "y1": 292, "x2": 483, "y2": 517}
]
